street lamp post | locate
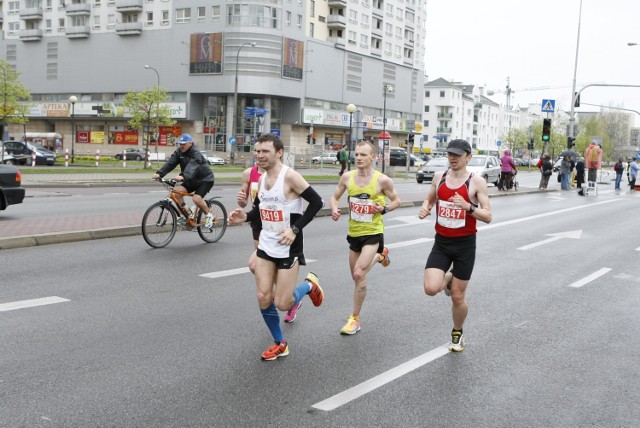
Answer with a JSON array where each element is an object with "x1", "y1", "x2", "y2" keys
[
  {"x1": 382, "y1": 84, "x2": 394, "y2": 174},
  {"x1": 145, "y1": 65, "x2": 161, "y2": 166},
  {"x1": 69, "y1": 95, "x2": 77, "y2": 163},
  {"x1": 346, "y1": 103, "x2": 356, "y2": 171},
  {"x1": 232, "y1": 42, "x2": 257, "y2": 165},
  {"x1": 567, "y1": 0, "x2": 583, "y2": 149}
]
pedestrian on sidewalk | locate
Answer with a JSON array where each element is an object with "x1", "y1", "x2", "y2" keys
[
  {"x1": 538, "y1": 153, "x2": 553, "y2": 190},
  {"x1": 418, "y1": 139, "x2": 492, "y2": 352},
  {"x1": 329, "y1": 140, "x2": 401, "y2": 335},
  {"x1": 338, "y1": 147, "x2": 348, "y2": 176}
]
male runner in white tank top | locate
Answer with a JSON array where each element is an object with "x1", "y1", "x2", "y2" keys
[{"x1": 228, "y1": 134, "x2": 324, "y2": 361}]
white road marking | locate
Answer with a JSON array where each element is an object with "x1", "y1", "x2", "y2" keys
[
  {"x1": 635, "y1": 247, "x2": 640, "y2": 251},
  {"x1": 0, "y1": 296, "x2": 70, "y2": 312},
  {"x1": 517, "y1": 230, "x2": 582, "y2": 251},
  {"x1": 312, "y1": 344, "x2": 450, "y2": 411},
  {"x1": 200, "y1": 259, "x2": 317, "y2": 279},
  {"x1": 567, "y1": 268, "x2": 612, "y2": 288},
  {"x1": 386, "y1": 238, "x2": 433, "y2": 249}
]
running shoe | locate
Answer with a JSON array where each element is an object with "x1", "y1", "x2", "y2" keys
[
  {"x1": 443, "y1": 271, "x2": 453, "y2": 296},
  {"x1": 261, "y1": 341, "x2": 289, "y2": 361},
  {"x1": 204, "y1": 212, "x2": 215, "y2": 229},
  {"x1": 378, "y1": 247, "x2": 391, "y2": 267},
  {"x1": 284, "y1": 301, "x2": 302, "y2": 323},
  {"x1": 305, "y1": 272, "x2": 324, "y2": 307},
  {"x1": 448, "y1": 331, "x2": 464, "y2": 352},
  {"x1": 340, "y1": 314, "x2": 361, "y2": 335}
]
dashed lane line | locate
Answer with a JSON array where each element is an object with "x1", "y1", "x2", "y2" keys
[
  {"x1": 567, "y1": 268, "x2": 612, "y2": 288},
  {"x1": 312, "y1": 344, "x2": 450, "y2": 411},
  {"x1": 200, "y1": 259, "x2": 317, "y2": 279},
  {"x1": 0, "y1": 296, "x2": 70, "y2": 312}
]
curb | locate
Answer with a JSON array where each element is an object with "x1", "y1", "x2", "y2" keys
[{"x1": 0, "y1": 190, "x2": 539, "y2": 251}]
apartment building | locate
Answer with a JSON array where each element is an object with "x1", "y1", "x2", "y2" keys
[{"x1": 0, "y1": 0, "x2": 425, "y2": 159}]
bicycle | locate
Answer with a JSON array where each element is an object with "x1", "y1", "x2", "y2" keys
[{"x1": 141, "y1": 178, "x2": 227, "y2": 248}]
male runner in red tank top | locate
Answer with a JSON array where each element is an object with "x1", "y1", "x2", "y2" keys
[{"x1": 418, "y1": 139, "x2": 492, "y2": 352}]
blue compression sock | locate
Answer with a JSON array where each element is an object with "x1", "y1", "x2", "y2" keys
[
  {"x1": 260, "y1": 303, "x2": 283, "y2": 343},
  {"x1": 293, "y1": 281, "x2": 313, "y2": 305}
]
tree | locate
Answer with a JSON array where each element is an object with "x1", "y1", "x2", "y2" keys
[
  {"x1": 122, "y1": 86, "x2": 175, "y2": 169},
  {"x1": 0, "y1": 60, "x2": 31, "y2": 141}
]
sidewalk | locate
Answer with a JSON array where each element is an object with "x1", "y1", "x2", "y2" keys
[{"x1": 2, "y1": 170, "x2": 543, "y2": 250}]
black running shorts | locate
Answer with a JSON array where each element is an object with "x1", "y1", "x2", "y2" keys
[
  {"x1": 425, "y1": 234, "x2": 476, "y2": 281},
  {"x1": 347, "y1": 233, "x2": 384, "y2": 253},
  {"x1": 256, "y1": 249, "x2": 306, "y2": 270}
]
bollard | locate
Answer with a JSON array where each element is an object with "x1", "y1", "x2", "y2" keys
[
  {"x1": 31, "y1": 150, "x2": 36, "y2": 167},
  {"x1": 96, "y1": 149, "x2": 100, "y2": 167},
  {"x1": 122, "y1": 149, "x2": 127, "y2": 168},
  {"x1": 65, "y1": 148, "x2": 69, "y2": 167}
]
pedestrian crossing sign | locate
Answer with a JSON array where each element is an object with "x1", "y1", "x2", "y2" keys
[{"x1": 541, "y1": 99, "x2": 556, "y2": 113}]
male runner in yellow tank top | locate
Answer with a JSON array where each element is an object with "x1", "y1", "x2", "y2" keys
[{"x1": 330, "y1": 140, "x2": 401, "y2": 334}]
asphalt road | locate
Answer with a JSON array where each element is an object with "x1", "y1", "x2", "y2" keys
[{"x1": 1, "y1": 190, "x2": 639, "y2": 427}]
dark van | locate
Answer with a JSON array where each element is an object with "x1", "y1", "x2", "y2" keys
[{"x1": 3, "y1": 140, "x2": 57, "y2": 166}]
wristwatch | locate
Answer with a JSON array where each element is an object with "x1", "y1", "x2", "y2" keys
[
  {"x1": 291, "y1": 225, "x2": 300, "y2": 234},
  {"x1": 467, "y1": 202, "x2": 478, "y2": 213},
  {"x1": 381, "y1": 206, "x2": 388, "y2": 215}
]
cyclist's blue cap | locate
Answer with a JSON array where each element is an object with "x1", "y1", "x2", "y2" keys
[{"x1": 178, "y1": 134, "x2": 193, "y2": 144}]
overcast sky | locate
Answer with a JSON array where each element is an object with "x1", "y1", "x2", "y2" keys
[{"x1": 425, "y1": 0, "x2": 640, "y2": 123}]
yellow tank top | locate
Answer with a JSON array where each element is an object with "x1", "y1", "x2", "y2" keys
[{"x1": 347, "y1": 170, "x2": 386, "y2": 237}]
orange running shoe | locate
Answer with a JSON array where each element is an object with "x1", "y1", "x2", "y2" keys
[
  {"x1": 305, "y1": 272, "x2": 324, "y2": 307},
  {"x1": 378, "y1": 247, "x2": 390, "y2": 267},
  {"x1": 261, "y1": 341, "x2": 289, "y2": 361}
]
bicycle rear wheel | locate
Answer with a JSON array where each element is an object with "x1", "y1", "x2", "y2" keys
[
  {"x1": 197, "y1": 200, "x2": 227, "y2": 243},
  {"x1": 142, "y1": 202, "x2": 177, "y2": 248}
]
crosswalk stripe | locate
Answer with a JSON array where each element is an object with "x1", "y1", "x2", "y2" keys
[{"x1": 0, "y1": 296, "x2": 70, "y2": 312}]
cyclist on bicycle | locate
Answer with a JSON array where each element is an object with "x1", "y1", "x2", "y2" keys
[{"x1": 152, "y1": 134, "x2": 216, "y2": 228}]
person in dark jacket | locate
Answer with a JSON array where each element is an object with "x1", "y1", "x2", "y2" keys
[
  {"x1": 575, "y1": 157, "x2": 585, "y2": 189},
  {"x1": 152, "y1": 134, "x2": 216, "y2": 227}
]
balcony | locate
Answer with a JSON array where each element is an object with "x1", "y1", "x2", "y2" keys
[
  {"x1": 19, "y1": 28, "x2": 43, "y2": 41},
  {"x1": 327, "y1": 0, "x2": 347, "y2": 8},
  {"x1": 371, "y1": 26, "x2": 383, "y2": 38},
  {"x1": 436, "y1": 127, "x2": 452, "y2": 134},
  {"x1": 116, "y1": 0, "x2": 143, "y2": 13},
  {"x1": 372, "y1": 7, "x2": 383, "y2": 17},
  {"x1": 66, "y1": 3, "x2": 91, "y2": 16},
  {"x1": 0, "y1": 11, "x2": 4, "y2": 23},
  {"x1": 66, "y1": 25, "x2": 90, "y2": 38},
  {"x1": 20, "y1": 7, "x2": 43, "y2": 21},
  {"x1": 327, "y1": 14, "x2": 346, "y2": 29},
  {"x1": 371, "y1": 46, "x2": 382, "y2": 57},
  {"x1": 474, "y1": 102, "x2": 483, "y2": 109},
  {"x1": 473, "y1": 115, "x2": 478, "y2": 122},
  {"x1": 116, "y1": 21, "x2": 143, "y2": 35},
  {"x1": 437, "y1": 112, "x2": 453, "y2": 119}
]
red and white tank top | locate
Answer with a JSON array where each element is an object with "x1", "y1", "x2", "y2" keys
[{"x1": 435, "y1": 170, "x2": 477, "y2": 238}]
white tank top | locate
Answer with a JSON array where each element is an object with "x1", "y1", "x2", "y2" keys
[{"x1": 257, "y1": 165, "x2": 304, "y2": 258}]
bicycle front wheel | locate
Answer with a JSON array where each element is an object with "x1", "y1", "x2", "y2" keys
[
  {"x1": 142, "y1": 202, "x2": 178, "y2": 248},
  {"x1": 197, "y1": 200, "x2": 227, "y2": 243}
]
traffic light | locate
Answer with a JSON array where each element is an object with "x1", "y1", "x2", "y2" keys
[
  {"x1": 306, "y1": 134, "x2": 311, "y2": 144},
  {"x1": 567, "y1": 137, "x2": 575, "y2": 148},
  {"x1": 408, "y1": 132, "x2": 415, "y2": 144},
  {"x1": 542, "y1": 118, "x2": 552, "y2": 142},
  {"x1": 312, "y1": 138, "x2": 316, "y2": 145}
]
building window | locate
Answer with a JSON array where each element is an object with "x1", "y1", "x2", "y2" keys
[
  {"x1": 348, "y1": 30, "x2": 356, "y2": 44},
  {"x1": 385, "y1": 22, "x2": 392, "y2": 36},
  {"x1": 146, "y1": 12, "x2": 153, "y2": 25},
  {"x1": 45, "y1": 19, "x2": 52, "y2": 32},
  {"x1": 162, "y1": 10, "x2": 170, "y2": 25},
  {"x1": 58, "y1": 18, "x2": 65, "y2": 31},
  {"x1": 360, "y1": 34, "x2": 368, "y2": 48},
  {"x1": 7, "y1": 1, "x2": 19, "y2": 14},
  {"x1": 310, "y1": 22, "x2": 314, "y2": 37},
  {"x1": 286, "y1": 11, "x2": 291, "y2": 26},
  {"x1": 197, "y1": 7, "x2": 205, "y2": 21},
  {"x1": 310, "y1": 0, "x2": 315, "y2": 17},
  {"x1": 176, "y1": 8, "x2": 191, "y2": 23},
  {"x1": 212, "y1": 5, "x2": 220, "y2": 21},
  {"x1": 440, "y1": 90, "x2": 445, "y2": 97},
  {"x1": 93, "y1": 15, "x2": 101, "y2": 29},
  {"x1": 425, "y1": 90, "x2": 430, "y2": 97},
  {"x1": 107, "y1": 14, "x2": 115, "y2": 28},
  {"x1": 424, "y1": 105, "x2": 429, "y2": 112},
  {"x1": 349, "y1": 9, "x2": 357, "y2": 23},
  {"x1": 297, "y1": 14, "x2": 302, "y2": 29}
]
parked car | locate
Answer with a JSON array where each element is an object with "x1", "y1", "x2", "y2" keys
[
  {"x1": 200, "y1": 151, "x2": 225, "y2": 165},
  {"x1": 0, "y1": 142, "x2": 18, "y2": 165},
  {"x1": 553, "y1": 158, "x2": 562, "y2": 172},
  {"x1": 389, "y1": 151, "x2": 414, "y2": 166},
  {"x1": 311, "y1": 152, "x2": 339, "y2": 164},
  {"x1": 416, "y1": 157, "x2": 449, "y2": 183},
  {"x1": 467, "y1": 155, "x2": 501, "y2": 186},
  {"x1": 0, "y1": 164, "x2": 25, "y2": 211},
  {"x1": 2, "y1": 140, "x2": 56, "y2": 165},
  {"x1": 113, "y1": 148, "x2": 149, "y2": 161}
]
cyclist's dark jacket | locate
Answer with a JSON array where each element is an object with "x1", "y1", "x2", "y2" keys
[{"x1": 156, "y1": 144, "x2": 214, "y2": 190}]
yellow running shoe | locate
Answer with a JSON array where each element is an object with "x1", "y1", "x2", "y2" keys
[{"x1": 340, "y1": 314, "x2": 361, "y2": 335}]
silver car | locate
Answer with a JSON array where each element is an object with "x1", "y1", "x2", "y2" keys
[
  {"x1": 467, "y1": 155, "x2": 501, "y2": 186},
  {"x1": 416, "y1": 157, "x2": 449, "y2": 183}
]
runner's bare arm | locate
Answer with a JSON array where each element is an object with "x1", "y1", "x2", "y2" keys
[
  {"x1": 376, "y1": 175, "x2": 401, "y2": 214},
  {"x1": 419, "y1": 171, "x2": 442, "y2": 219},
  {"x1": 330, "y1": 173, "x2": 349, "y2": 220},
  {"x1": 470, "y1": 175, "x2": 492, "y2": 224},
  {"x1": 236, "y1": 167, "x2": 252, "y2": 208}
]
